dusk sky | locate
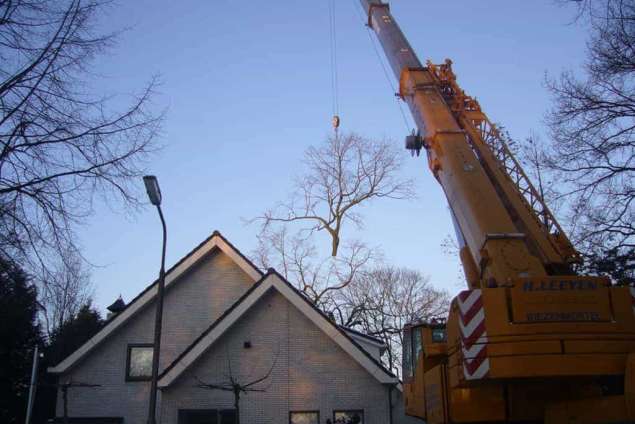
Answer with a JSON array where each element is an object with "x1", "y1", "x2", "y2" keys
[{"x1": 83, "y1": 1, "x2": 590, "y2": 313}]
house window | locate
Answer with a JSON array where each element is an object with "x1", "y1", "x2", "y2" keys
[
  {"x1": 126, "y1": 344, "x2": 153, "y2": 381},
  {"x1": 178, "y1": 409, "x2": 236, "y2": 424},
  {"x1": 219, "y1": 409, "x2": 237, "y2": 424},
  {"x1": 412, "y1": 327, "x2": 423, "y2": 373},
  {"x1": 51, "y1": 419, "x2": 123, "y2": 423},
  {"x1": 289, "y1": 411, "x2": 319, "y2": 424},
  {"x1": 333, "y1": 410, "x2": 364, "y2": 424},
  {"x1": 402, "y1": 327, "x2": 413, "y2": 379}
]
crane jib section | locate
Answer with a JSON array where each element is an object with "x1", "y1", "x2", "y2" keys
[{"x1": 360, "y1": 0, "x2": 578, "y2": 284}]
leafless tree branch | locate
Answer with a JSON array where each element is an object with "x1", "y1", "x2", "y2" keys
[
  {"x1": 252, "y1": 133, "x2": 414, "y2": 256},
  {"x1": 337, "y1": 266, "x2": 449, "y2": 376},
  {"x1": 0, "y1": 0, "x2": 164, "y2": 283},
  {"x1": 542, "y1": 0, "x2": 635, "y2": 254},
  {"x1": 194, "y1": 348, "x2": 279, "y2": 424},
  {"x1": 39, "y1": 247, "x2": 93, "y2": 336}
]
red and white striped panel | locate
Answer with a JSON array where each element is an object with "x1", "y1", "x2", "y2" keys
[
  {"x1": 630, "y1": 287, "x2": 635, "y2": 315},
  {"x1": 457, "y1": 289, "x2": 490, "y2": 380}
]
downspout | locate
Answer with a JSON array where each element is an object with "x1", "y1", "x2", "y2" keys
[{"x1": 387, "y1": 384, "x2": 395, "y2": 424}]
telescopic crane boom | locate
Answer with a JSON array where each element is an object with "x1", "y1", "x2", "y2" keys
[
  {"x1": 360, "y1": 0, "x2": 577, "y2": 286},
  {"x1": 359, "y1": 1, "x2": 635, "y2": 423}
]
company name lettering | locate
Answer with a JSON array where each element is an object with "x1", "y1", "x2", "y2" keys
[
  {"x1": 526, "y1": 311, "x2": 601, "y2": 322},
  {"x1": 523, "y1": 280, "x2": 598, "y2": 292}
]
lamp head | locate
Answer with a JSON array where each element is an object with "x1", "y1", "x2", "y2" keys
[{"x1": 143, "y1": 175, "x2": 162, "y2": 206}]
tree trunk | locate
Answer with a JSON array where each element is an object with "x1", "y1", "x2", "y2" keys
[
  {"x1": 234, "y1": 388, "x2": 240, "y2": 424},
  {"x1": 331, "y1": 233, "x2": 340, "y2": 257}
]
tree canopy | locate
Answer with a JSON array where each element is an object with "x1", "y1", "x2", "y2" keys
[
  {"x1": 0, "y1": 256, "x2": 42, "y2": 424},
  {"x1": 545, "y1": 0, "x2": 635, "y2": 255},
  {"x1": 0, "y1": 0, "x2": 163, "y2": 281}
]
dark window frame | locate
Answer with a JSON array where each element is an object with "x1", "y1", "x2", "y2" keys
[
  {"x1": 177, "y1": 408, "x2": 237, "y2": 424},
  {"x1": 402, "y1": 326, "x2": 413, "y2": 380},
  {"x1": 333, "y1": 409, "x2": 365, "y2": 424},
  {"x1": 289, "y1": 410, "x2": 320, "y2": 424},
  {"x1": 412, "y1": 327, "x2": 423, "y2": 374},
  {"x1": 125, "y1": 343, "x2": 154, "y2": 382},
  {"x1": 50, "y1": 418, "x2": 123, "y2": 423},
  {"x1": 219, "y1": 409, "x2": 237, "y2": 424}
]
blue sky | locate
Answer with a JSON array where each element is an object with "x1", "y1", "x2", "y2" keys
[{"x1": 83, "y1": 1, "x2": 589, "y2": 312}]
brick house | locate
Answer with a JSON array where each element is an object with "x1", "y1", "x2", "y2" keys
[{"x1": 49, "y1": 231, "x2": 418, "y2": 424}]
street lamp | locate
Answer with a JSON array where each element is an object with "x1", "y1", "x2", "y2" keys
[
  {"x1": 143, "y1": 175, "x2": 167, "y2": 424},
  {"x1": 143, "y1": 175, "x2": 162, "y2": 206}
]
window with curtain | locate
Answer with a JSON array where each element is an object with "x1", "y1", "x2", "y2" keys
[
  {"x1": 289, "y1": 411, "x2": 319, "y2": 424},
  {"x1": 333, "y1": 410, "x2": 364, "y2": 424},
  {"x1": 126, "y1": 344, "x2": 153, "y2": 381}
]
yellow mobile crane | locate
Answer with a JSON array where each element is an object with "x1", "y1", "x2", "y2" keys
[{"x1": 359, "y1": 1, "x2": 635, "y2": 422}]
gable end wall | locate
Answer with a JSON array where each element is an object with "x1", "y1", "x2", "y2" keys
[
  {"x1": 161, "y1": 289, "x2": 391, "y2": 424},
  {"x1": 55, "y1": 250, "x2": 254, "y2": 422}
]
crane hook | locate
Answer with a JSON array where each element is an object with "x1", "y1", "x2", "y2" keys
[{"x1": 405, "y1": 129, "x2": 423, "y2": 157}]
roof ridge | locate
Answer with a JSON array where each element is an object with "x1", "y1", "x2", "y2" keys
[
  {"x1": 212, "y1": 230, "x2": 264, "y2": 277},
  {"x1": 105, "y1": 230, "x2": 262, "y2": 325}
]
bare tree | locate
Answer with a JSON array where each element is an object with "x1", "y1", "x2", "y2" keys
[
  {"x1": 519, "y1": 133, "x2": 568, "y2": 221},
  {"x1": 253, "y1": 227, "x2": 449, "y2": 376},
  {"x1": 254, "y1": 226, "x2": 376, "y2": 312},
  {"x1": 250, "y1": 133, "x2": 436, "y2": 375},
  {"x1": 39, "y1": 250, "x2": 93, "y2": 336},
  {"x1": 255, "y1": 133, "x2": 415, "y2": 256},
  {"x1": 194, "y1": 351, "x2": 278, "y2": 424},
  {"x1": 336, "y1": 266, "x2": 449, "y2": 376},
  {"x1": 543, "y1": 0, "x2": 635, "y2": 253},
  {"x1": 0, "y1": 0, "x2": 163, "y2": 278}
]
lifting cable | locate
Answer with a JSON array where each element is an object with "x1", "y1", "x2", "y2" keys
[
  {"x1": 328, "y1": 0, "x2": 340, "y2": 137},
  {"x1": 352, "y1": 0, "x2": 412, "y2": 134}
]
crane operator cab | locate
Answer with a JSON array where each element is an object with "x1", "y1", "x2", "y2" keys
[{"x1": 402, "y1": 321, "x2": 448, "y2": 421}]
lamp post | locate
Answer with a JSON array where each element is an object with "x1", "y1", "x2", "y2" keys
[
  {"x1": 143, "y1": 175, "x2": 167, "y2": 424},
  {"x1": 24, "y1": 345, "x2": 41, "y2": 424}
]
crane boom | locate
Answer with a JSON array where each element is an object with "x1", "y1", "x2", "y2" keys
[
  {"x1": 359, "y1": 1, "x2": 635, "y2": 423},
  {"x1": 360, "y1": 0, "x2": 579, "y2": 287}
]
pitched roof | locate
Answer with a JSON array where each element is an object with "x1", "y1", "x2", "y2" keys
[
  {"x1": 340, "y1": 325, "x2": 385, "y2": 346},
  {"x1": 158, "y1": 269, "x2": 398, "y2": 388},
  {"x1": 48, "y1": 231, "x2": 263, "y2": 374},
  {"x1": 339, "y1": 326, "x2": 387, "y2": 355}
]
